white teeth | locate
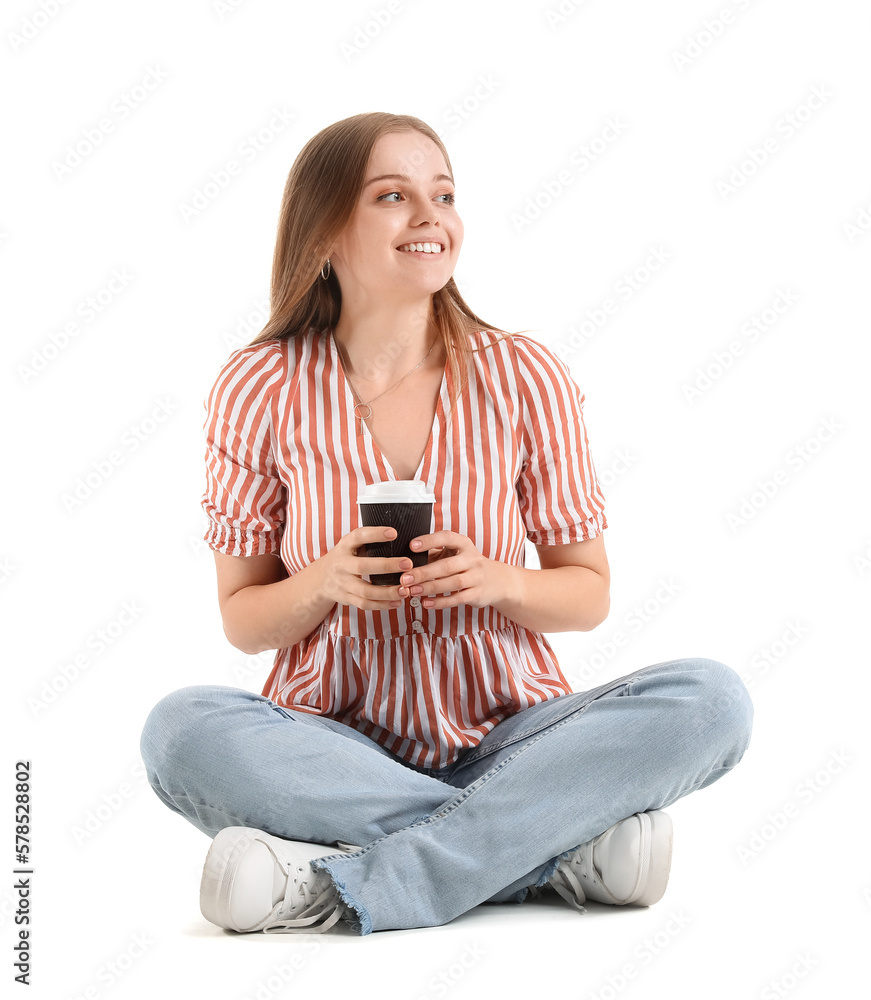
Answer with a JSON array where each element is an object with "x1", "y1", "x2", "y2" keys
[{"x1": 400, "y1": 242, "x2": 442, "y2": 253}]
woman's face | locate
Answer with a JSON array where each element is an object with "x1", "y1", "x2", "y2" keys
[{"x1": 329, "y1": 130, "x2": 463, "y2": 303}]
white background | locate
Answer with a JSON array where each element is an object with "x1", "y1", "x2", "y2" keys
[{"x1": 4, "y1": 0, "x2": 870, "y2": 997}]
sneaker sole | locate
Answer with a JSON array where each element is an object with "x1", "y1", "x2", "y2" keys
[{"x1": 632, "y1": 810, "x2": 673, "y2": 906}]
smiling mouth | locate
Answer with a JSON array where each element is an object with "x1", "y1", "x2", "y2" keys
[{"x1": 397, "y1": 242, "x2": 445, "y2": 253}]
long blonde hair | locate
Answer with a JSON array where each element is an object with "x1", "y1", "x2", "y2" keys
[{"x1": 247, "y1": 111, "x2": 510, "y2": 420}]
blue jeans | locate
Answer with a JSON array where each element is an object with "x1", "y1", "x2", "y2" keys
[{"x1": 140, "y1": 657, "x2": 752, "y2": 935}]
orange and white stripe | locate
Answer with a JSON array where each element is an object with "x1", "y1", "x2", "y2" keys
[{"x1": 202, "y1": 328, "x2": 608, "y2": 769}]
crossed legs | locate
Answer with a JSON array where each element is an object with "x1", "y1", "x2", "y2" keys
[{"x1": 140, "y1": 657, "x2": 753, "y2": 933}]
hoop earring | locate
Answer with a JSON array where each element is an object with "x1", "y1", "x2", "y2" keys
[{"x1": 320, "y1": 259, "x2": 331, "y2": 280}]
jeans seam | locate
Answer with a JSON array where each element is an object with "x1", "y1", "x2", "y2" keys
[
  {"x1": 405, "y1": 710, "x2": 583, "y2": 831},
  {"x1": 455, "y1": 706, "x2": 580, "y2": 763},
  {"x1": 456, "y1": 680, "x2": 629, "y2": 768}
]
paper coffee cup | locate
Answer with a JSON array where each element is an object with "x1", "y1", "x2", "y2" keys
[{"x1": 357, "y1": 480, "x2": 436, "y2": 586}]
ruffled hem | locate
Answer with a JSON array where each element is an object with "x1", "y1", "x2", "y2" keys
[
  {"x1": 526, "y1": 513, "x2": 608, "y2": 546},
  {"x1": 265, "y1": 622, "x2": 574, "y2": 771},
  {"x1": 203, "y1": 518, "x2": 283, "y2": 557}
]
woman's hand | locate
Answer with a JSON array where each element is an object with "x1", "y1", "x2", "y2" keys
[
  {"x1": 396, "y1": 531, "x2": 513, "y2": 610},
  {"x1": 316, "y1": 526, "x2": 408, "y2": 612}
]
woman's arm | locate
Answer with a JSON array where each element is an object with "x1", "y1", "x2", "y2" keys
[
  {"x1": 213, "y1": 552, "x2": 335, "y2": 655},
  {"x1": 213, "y1": 524, "x2": 414, "y2": 654},
  {"x1": 490, "y1": 533, "x2": 610, "y2": 634},
  {"x1": 405, "y1": 530, "x2": 610, "y2": 634}
]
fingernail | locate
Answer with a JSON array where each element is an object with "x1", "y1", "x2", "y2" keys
[{"x1": 411, "y1": 541, "x2": 422, "y2": 549}]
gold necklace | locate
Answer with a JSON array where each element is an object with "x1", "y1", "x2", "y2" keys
[{"x1": 333, "y1": 329, "x2": 437, "y2": 434}]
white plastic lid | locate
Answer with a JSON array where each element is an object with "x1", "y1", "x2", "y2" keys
[{"x1": 357, "y1": 480, "x2": 436, "y2": 504}]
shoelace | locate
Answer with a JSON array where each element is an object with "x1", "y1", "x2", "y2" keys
[
  {"x1": 548, "y1": 866, "x2": 588, "y2": 913},
  {"x1": 551, "y1": 814, "x2": 651, "y2": 908},
  {"x1": 262, "y1": 862, "x2": 345, "y2": 934},
  {"x1": 547, "y1": 826, "x2": 614, "y2": 912}
]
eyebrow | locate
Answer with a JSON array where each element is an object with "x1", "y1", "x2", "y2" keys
[{"x1": 364, "y1": 172, "x2": 454, "y2": 188}]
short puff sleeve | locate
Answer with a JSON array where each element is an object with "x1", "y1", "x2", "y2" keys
[
  {"x1": 514, "y1": 336, "x2": 608, "y2": 545},
  {"x1": 201, "y1": 344, "x2": 288, "y2": 556}
]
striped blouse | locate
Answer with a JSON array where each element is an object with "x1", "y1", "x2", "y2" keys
[{"x1": 202, "y1": 327, "x2": 608, "y2": 769}]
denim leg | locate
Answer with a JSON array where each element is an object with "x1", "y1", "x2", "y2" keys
[
  {"x1": 311, "y1": 658, "x2": 753, "y2": 933},
  {"x1": 139, "y1": 685, "x2": 453, "y2": 846}
]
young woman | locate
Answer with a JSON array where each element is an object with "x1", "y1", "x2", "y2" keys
[{"x1": 140, "y1": 112, "x2": 753, "y2": 936}]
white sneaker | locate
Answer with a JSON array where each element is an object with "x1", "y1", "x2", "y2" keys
[
  {"x1": 548, "y1": 810, "x2": 673, "y2": 910},
  {"x1": 199, "y1": 827, "x2": 348, "y2": 933}
]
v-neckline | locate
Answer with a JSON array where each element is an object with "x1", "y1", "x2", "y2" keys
[{"x1": 331, "y1": 330, "x2": 449, "y2": 483}]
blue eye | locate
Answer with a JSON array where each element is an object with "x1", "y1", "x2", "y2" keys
[
  {"x1": 437, "y1": 193, "x2": 456, "y2": 204},
  {"x1": 377, "y1": 192, "x2": 402, "y2": 202}
]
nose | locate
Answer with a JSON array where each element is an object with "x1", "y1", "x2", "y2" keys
[{"x1": 408, "y1": 194, "x2": 439, "y2": 228}]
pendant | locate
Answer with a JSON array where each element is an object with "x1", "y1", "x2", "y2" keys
[{"x1": 354, "y1": 402, "x2": 372, "y2": 434}]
